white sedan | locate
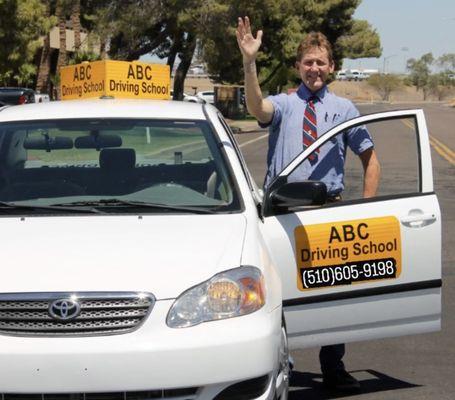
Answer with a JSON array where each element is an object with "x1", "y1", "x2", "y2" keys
[
  {"x1": 196, "y1": 90, "x2": 215, "y2": 104},
  {"x1": 0, "y1": 99, "x2": 441, "y2": 399}
]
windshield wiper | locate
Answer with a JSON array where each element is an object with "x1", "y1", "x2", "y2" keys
[
  {"x1": 0, "y1": 201, "x2": 104, "y2": 214},
  {"x1": 50, "y1": 199, "x2": 218, "y2": 214}
]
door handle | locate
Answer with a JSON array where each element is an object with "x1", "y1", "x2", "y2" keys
[{"x1": 400, "y1": 214, "x2": 436, "y2": 228}]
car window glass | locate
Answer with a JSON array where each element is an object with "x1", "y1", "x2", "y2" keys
[
  {"x1": 288, "y1": 116, "x2": 420, "y2": 202},
  {"x1": 0, "y1": 119, "x2": 241, "y2": 212}
]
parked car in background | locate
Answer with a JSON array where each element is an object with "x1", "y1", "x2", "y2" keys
[
  {"x1": 345, "y1": 70, "x2": 361, "y2": 81},
  {"x1": 0, "y1": 87, "x2": 35, "y2": 105},
  {"x1": 196, "y1": 90, "x2": 214, "y2": 104},
  {"x1": 184, "y1": 93, "x2": 205, "y2": 103},
  {"x1": 345, "y1": 70, "x2": 370, "y2": 81},
  {"x1": 35, "y1": 93, "x2": 50, "y2": 103},
  {"x1": 336, "y1": 71, "x2": 347, "y2": 80},
  {"x1": 170, "y1": 90, "x2": 205, "y2": 104}
]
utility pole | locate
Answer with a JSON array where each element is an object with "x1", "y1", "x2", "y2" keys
[{"x1": 383, "y1": 54, "x2": 397, "y2": 74}]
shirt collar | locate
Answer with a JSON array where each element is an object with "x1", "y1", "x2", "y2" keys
[{"x1": 296, "y1": 83, "x2": 328, "y2": 104}]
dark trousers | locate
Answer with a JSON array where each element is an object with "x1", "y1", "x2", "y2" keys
[{"x1": 319, "y1": 344, "x2": 345, "y2": 373}]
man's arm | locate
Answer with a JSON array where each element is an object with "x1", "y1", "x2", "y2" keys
[
  {"x1": 236, "y1": 17, "x2": 274, "y2": 124},
  {"x1": 359, "y1": 148, "x2": 381, "y2": 198}
]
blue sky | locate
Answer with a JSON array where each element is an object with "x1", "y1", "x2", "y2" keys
[{"x1": 342, "y1": 0, "x2": 455, "y2": 73}]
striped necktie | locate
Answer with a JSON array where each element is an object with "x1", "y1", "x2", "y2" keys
[{"x1": 302, "y1": 96, "x2": 319, "y2": 165}]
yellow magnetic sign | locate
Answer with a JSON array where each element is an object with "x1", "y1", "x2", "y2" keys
[
  {"x1": 294, "y1": 216, "x2": 401, "y2": 291},
  {"x1": 60, "y1": 60, "x2": 170, "y2": 100}
]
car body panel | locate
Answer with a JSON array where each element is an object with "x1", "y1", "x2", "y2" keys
[
  {"x1": 0, "y1": 100, "x2": 441, "y2": 397},
  {"x1": 0, "y1": 301, "x2": 281, "y2": 392},
  {"x1": 0, "y1": 99, "x2": 207, "y2": 122},
  {"x1": 0, "y1": 214, "x2": 247, "y2": 299}
]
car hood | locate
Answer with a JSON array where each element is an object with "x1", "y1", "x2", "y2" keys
[{"x1": 0, "y1": 214, "x2": 247, "y2": 299}]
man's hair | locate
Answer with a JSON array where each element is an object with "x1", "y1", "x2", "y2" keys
[{"x1": 296, "y1": 32, "x2": 333, "y2": 63}]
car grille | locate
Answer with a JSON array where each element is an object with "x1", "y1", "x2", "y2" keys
[
  {"x1": 0, "y1": 292, "x2": 154, "y2": 336},
  {"x1": 0, "y1": 388, "x2": 198, "y2": 400}
]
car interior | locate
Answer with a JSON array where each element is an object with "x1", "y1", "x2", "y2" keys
[{"x1": 0, "y1": 121, "x2": 236, "y2": 208}]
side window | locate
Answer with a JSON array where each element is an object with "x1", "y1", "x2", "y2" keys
[
  {"x1": 289, "y1": 116, "x2": 420, "y2": 202},
  {"x1": 343, "y1": 116, "x2": 419, "y2": 200}
]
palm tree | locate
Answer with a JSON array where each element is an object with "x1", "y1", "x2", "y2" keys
[
  {"x1": 71, "y1": 0, "x2": 81, "y2": 51},
  {"x1": 36, "y1": 0, "x2": 52, "y2": 95},
  {"x1": 56, "y1": 0, "x2": 68, "y2": 99}
]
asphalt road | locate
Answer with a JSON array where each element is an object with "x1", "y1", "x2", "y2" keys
[{"x1": 234, "y1": 102, "x2": 455, "y2": 400}]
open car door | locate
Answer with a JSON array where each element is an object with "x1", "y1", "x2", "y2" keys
[{"x1": 262, "y1": 109, "x2": 441, "y2": 349}]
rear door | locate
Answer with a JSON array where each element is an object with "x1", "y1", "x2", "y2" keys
[{"x1": 262, "y1": 109, "x2": 441, "y2": 349}]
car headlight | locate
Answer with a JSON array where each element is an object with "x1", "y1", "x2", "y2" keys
[{"x1": 166, "y1": 266, "x2": 265, "y2": 328}]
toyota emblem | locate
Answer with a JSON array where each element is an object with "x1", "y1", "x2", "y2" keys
[{"x1": 49, "y1": 298, "x2": 81, "y2": 321}]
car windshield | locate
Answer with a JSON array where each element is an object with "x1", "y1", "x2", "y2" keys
[{"x1": 0, "y1": 118, "x2": 241, "y2": 213}]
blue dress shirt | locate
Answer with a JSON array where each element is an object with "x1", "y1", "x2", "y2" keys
[{"x1": 262, "y1": 84, "x2": 374, "y2": 195}]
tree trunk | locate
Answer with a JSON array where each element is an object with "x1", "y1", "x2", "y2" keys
[
  {"x1": 168, "y1": 33, "x2": 182, "y2": 100},
  {"x1": 100, "y1": 39, "x2": 108, "y2": 60},
  {"x1": 56, "y1": 0, "x2": 67, "y2": 99},
  {"x1": 71, "y1": 0, "x2": 81, "y2": 51},
  {"x1": 173, "y1": 33, "x2": 196, "y2": 101},
  {"x1": 36, "y1": 0, "x2": 51, "y2": 94}
]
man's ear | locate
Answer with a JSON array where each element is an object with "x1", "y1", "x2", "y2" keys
[
  {"x1": 295, "y1": 61, "x2": 301, "y2": 70},
  {"x1": 329, "y1": 61, "x2": 335, "y2": 73}
]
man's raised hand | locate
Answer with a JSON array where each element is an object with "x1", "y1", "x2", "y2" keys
[{"x1": 236, "y1": 16, "x2": 263, "y2": 64}]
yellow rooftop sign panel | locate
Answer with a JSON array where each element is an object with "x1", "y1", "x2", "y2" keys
[{"x1": 60, "y1": 60, "x2": 170, "y2": 100}]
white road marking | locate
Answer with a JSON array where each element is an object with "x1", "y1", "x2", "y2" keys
[{"x1": 238, "y1": 133, "x2": 269, "y2": 148}]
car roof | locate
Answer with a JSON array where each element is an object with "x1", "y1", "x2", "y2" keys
[{"x1": 0, "y1": 99, "x2": 207, "y2": 122}]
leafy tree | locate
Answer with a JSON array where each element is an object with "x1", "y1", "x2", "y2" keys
[
  {"x1": 0, "y1": 0, "x2": 54, "y2": 86},
  {"x1": 437, "y1": 53, "x2": 455, "y2": 72},
  {"x1": 427, "y1": 73, "x2": 453, "y2": 100},
  {"x1": 202, "y1": 0, "x2": 381, "y2": 87},
  {"x1": 106, "y1": 0, "x2": 228, "y2": 99},
  {"x1": 407, "y1": 53, "x2": 434, "y2": 99},
  {"x1": 367, "y1": 73, "x2": 401, "y2": 101},
  {"x1": 338, "y1": 19, "x2": 381, "y2": 60},
  {"x1": 101, "y1": 0, "x2": 379, "y2": 97}
]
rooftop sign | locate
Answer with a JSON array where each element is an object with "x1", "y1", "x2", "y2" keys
[{"x1": 60, "y1": 60, "x2": 170, "y2": 101}]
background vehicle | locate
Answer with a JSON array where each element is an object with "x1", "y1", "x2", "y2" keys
[
  {"x1": 196, "y1": 90, "x2": 214, "y2": 104},
  {"x1": 34, "y1": 93, "x2": 50, "y2": 103},
  {"x1": 184, "y1": 92, "x2": 205, "y2": 103},
  {"x1": 336, "y1": 70, "x2": 347, "y2": 80},
  {"x1": 0, "y1": 87, "x2": 35, "y2": 105},
  {"x1": 170, "y1": 90, "x2": 205, "y2": 103},
  {"x1": 345, "y1": 70, "x2": 369, "y2": 81}
]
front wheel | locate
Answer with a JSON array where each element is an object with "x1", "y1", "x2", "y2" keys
[{"x1": 275, "y1": 321, "x2": 290, "y2": 400}]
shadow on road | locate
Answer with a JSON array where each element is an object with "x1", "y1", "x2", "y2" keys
[{"x1": 289, "y1": 369, "x2": 421, "y2": 399}]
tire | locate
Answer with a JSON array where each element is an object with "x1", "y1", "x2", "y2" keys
[{"x1": 275, "y1": 319, "x2": 290, "y2": 400}]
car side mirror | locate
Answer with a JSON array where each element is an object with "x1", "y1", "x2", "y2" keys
[{"x1": 263, "y1": 181, "x2": 327, "y2": 216}]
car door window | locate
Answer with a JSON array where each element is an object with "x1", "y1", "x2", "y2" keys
[{"x1": 283, "y1": 114, "x2": 422, "y2": 205}]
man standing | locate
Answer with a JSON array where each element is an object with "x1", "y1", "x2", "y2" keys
[{"x1": 236, "y1": 16, "x2": 380, "y2": 391}]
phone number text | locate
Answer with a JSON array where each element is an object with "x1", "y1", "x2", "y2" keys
[{"x1": 300, "y1": 258, "x2": 397, "y2": 289}]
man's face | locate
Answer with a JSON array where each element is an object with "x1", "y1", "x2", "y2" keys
[{"x1": 296, "y1": 47, "x2": 334, "y2": 92}]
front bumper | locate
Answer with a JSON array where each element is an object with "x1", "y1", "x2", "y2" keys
[{"x1": 0, "y1": 300, "x2": 281, "y2": 396}]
